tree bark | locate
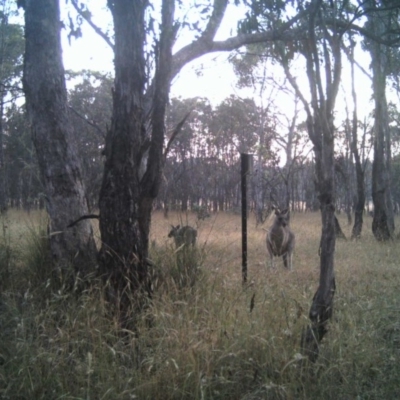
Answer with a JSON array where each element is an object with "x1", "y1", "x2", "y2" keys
[
  {"x1": 365, "y1": 1, "x2": 394, "y2": 241},
  {"x1": 98, "y1": 0, "x2": 149, "y2": 319},
  {"x1": 98, "y1": 0, "x2": 175, "y2": 323},
  {"x1": 22, "y1": 0, "x2": 97, "y2": 281}
]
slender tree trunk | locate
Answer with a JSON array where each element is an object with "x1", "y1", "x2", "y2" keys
[
  {"x1": 22, "y1": 0, "x2": 97, "y2": 280},
  {"x1": 280, "y1": 0, "x2": 340, "y2": 361},
  {"x1": 0, "y1": 98, "x2": 6, "y2": 213},
  {"x1": 349, "y1": 50, "x2": 365, "y2": 239},
  {"x1": 301, "y1": 114, "x2": 337, "y2": 361}
]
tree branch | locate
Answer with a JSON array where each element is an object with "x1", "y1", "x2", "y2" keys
[
  {"x1": 70, "y1": 0, "x2": 114, "y2": 50},
  {"x1": 68, "y1": 106, "x2": 106, "y2": 138},
  {"x1": 164, "y1": 110, "x2": 192, "y2": 159},
  {"x1": 171, "y1": 9, "x2": 308, "y2": 80}
]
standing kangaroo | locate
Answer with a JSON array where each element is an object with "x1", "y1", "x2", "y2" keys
[
  {"x1": 168, "y1": 225, "x2": 197, "y2": 248},
  {"x1": 266, "y1": 208, "x2": 295, "y2": 270}
]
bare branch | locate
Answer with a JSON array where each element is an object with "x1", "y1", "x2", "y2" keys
[
  {"x1": 68, "y1": 106, "x2": 106, "y2": 139},
  {"x1": 70, "y1": 0, "x2": 114, "y2": 50},
  {"x1": 67, "y1": 214, "x2": 100, "y2": 228},
  {"x1": 341, "y1": 43, "x2": 372, "y2": 80},
  {"x1": 171, "y1": 9, "x2": 308, "y2": 80},
  {"x1": 164, "y1": 110, "x2": 192, "y2": 159}
]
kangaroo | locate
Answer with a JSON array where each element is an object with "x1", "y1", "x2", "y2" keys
[
  {"x1": 266, "y1": 208, "x2": 295, "y2": 270},
  {"x1": 168, "y1": 225, "x2": 197, "y2": 248}
]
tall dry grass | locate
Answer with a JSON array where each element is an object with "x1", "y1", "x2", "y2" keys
[{"x1": 1, "y1": 209, "x2": 400, "y2": 399}]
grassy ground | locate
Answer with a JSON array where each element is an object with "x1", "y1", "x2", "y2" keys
[{"x1": 1, "y1": 209, "x2": 400, "y2": 399}]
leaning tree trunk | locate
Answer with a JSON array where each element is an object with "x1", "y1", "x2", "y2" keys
[{"x1": 22, "y1": 0, "x2": 97, "y2": 281}]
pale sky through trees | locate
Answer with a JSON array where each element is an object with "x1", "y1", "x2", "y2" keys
[
  {"x1": 60, "y1": 1, "x2": 252, "y2": 106},
  {"x1": 53, "y1": 1, "x2": 387, "y2": 170},
  {"x1": 59, "y1": 1, "x2": 377, "y2": 116},
  {"x1": 55, "y1": 0, "x2": 383, "y2": 159}
]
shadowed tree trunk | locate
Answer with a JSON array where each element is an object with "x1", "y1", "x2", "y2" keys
[
  {"x1": 364, "y1": 1, "x2": 394, "y2": 241},
  {"x1": 98, "y1": 1, "x2": 155, "y2": 320},
  {"x1": 22, "y1": 0, "x2": 97, "y2": 281}
]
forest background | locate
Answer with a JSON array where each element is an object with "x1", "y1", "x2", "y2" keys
[{"x1": 2, "y1": 1, "x2": 400, "y2": 398}]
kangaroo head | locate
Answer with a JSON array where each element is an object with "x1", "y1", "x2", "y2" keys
[
  {"x1": 168, "y1": 225, "x2": 180, "y2": 237},
  {"x1": 275, "y1": 209, "x2": 290, "y2": 227}
]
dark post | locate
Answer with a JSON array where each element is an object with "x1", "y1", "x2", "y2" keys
[{"x1": 241, "y1": 153, "x2": 252, "y2": 284}]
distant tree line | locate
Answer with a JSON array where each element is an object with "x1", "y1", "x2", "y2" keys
[
  {"x1": 1, "y1": 65, "x2": 392, "y2": 223},
  {"x1": 3, "y1": 75, "x2": 381, "y2": 221}
]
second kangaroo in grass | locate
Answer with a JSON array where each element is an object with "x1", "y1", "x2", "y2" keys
[
  {"x1": 168, "y1": 225, "x2": 197, "y2": 248},
  {"x1": 266, "y1": 208, "x2": 295, "y2": 270}
]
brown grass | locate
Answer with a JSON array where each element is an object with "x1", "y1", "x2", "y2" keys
[{"x1": 2, "y1": 209, "x2": 400, "y2": 399}]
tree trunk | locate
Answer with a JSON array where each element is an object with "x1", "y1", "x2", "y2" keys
[
  {"x1": 301, "y1": 114, "x2": 337, "y2": 361},
  {"x1": 365, "y1": 1, "x2": 394, "y2": 241},
  {"x1": 280, "y1": 0, "x2": 340, "y2": 361},
  {"x1": 22, "y1": 0, "x2": 97, "y2": 281},
  {"x1": 97, "y1": 1, "x2": 149, "y2": 320},
  {"x1": 350, "y1": 92, "x2": 365, "y2": 239},
  {"x1": 97, "y1": 0, "x2": 175, "y2": 324},
  {"x1": 0, "y1": 99, "x2": 7, "y2": 213}
]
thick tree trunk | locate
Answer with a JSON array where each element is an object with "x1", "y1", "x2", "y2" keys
[
  {"x1": 366, "y1": 1, "x2": 394, "y2": 241},
  {"x1": 371, "y1": 76, "x2": 392, "y2": 241},
  {"x1": 97, "y1": 1, "x2": 149, "y2": 319},
  {"x1": 22, "y1": 0, "x2": 97, "y2": 280},
  {"x1": 98, "y1": 0, "x2": 175, "y2": 324}
]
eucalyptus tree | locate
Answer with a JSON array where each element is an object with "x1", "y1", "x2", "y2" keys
[
  {"x1": 238, "y1": 0, "x2": 348, "y2": 360},
  {"x1": 21, "y1": 0, "x2": 97, "y2": 281},
  {"x1": 362, "y1": 0, "x2": 400, "y2": 240},
  {"x1": 347, "y1": 46, "x2": 369, "y2": 239}
]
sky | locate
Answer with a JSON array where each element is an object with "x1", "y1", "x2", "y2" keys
[
  {"x1": 59, "y1": 1, "x2": 378, "y2": 118},
  {"x1": 60, "y1": 1, "x2": 253, "y2": 107},
  {"x1": 55, "y1": 1, "x2": 384, "y2": 166}
]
